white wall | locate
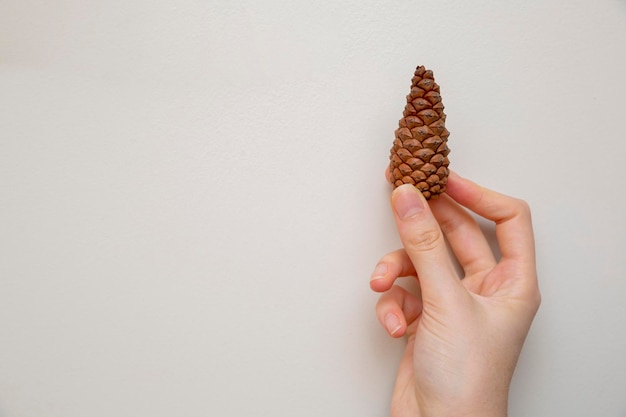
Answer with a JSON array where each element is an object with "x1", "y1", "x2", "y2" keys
[{"x1": 1, "y1": 1, "x2": 626, "y2": 416}]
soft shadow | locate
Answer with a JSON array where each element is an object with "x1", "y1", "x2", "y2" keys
[{"x1": 476, "y1": 216, "x2": 502, "y2": 261}]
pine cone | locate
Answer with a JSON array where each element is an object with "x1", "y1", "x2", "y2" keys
[{"x1": 389, "y1": 65, "x2": 450, "y2": 200}]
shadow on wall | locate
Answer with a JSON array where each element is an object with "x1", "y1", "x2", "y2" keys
[{"x1": 477, "y1": 217, "x2": 502, "y2": 262}]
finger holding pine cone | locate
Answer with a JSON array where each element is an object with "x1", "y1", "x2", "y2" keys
[{"x1": 389, "y1": 65, "x2": 450, "y2": 200}]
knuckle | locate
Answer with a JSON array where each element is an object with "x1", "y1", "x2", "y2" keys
[
  {"x1": 500, "y1": 198, "x2": 532, "y2": 224},
  {"x1": 532, "y1": 289, "x2": 542, "y2": 310},
  {"x1": 514, "y1": 198, "x2": 532, "y2": 218},
  {"x1": 522, "y1": 284, "x2": 541, "y2": 313},
  {"x1": 404, "y1": 227, "x2": 442, "y2": 252},
  {"x1": 438, "y1": 215, "x2": 462, "y2": 236}
]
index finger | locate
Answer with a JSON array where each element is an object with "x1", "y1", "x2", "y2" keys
[{"x1": 444, "y1": 172, "x2": 535, "y2": 270}]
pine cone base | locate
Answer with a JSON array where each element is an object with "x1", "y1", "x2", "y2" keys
[{"x1": 389, "y1": 65, "x2": 450, "y2": 200}]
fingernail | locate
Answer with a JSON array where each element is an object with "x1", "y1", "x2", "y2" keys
[
  {"x1": 384, "y1": 313, "x2": 402, "y2": 336},
  {"x1": 370, "y1": 263, "x2": 388, "y2": 282},
  {"x1": 393, "y1": 185, "x2": 425, "y2": 219}
]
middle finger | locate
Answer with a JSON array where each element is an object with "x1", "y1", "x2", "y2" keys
[{"x1": 430, "y1": 193, "x2": 497, "y2": 276}]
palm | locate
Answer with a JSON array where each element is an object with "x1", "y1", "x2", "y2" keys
[{"x1": 391, "y1": 269, "x2": 496, "y2": 416}]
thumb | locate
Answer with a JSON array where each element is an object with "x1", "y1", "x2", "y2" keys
[{"x1": 391, "y1": 184, "x2": 461, "y2": 302}]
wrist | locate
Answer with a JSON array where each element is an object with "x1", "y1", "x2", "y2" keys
[
  {"x1": 421, "y1": 377, "x2": 510, "y2": 417},
  {"x1": 423, "y1": 406, "x2": 507, "y2": 417},
  {"x1": 418, "y1": 398, "x2": 507, "y2": 417}
]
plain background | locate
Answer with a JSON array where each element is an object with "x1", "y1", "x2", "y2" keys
[{"x1": 1, "y1": 1, "x2": 626, "y2": 416}]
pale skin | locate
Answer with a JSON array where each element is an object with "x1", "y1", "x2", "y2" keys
[{"x1": 371, "y1": 171, "x2": 540, "y2": 417}]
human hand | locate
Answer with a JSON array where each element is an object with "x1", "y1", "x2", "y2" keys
[{"x1": 370, "y1": 171, "x2": 540, "y2": 417}]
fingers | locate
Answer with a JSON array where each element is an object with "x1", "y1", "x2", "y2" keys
[
  {"x1": 370, "y1": 249, "x2": 416, "y2": 292},
  {"x1": 376, "y1": 285, "x2": 422, "y2": 338},
  {"x1": 429, "y1": 194, "x2": 497, "y2": 276},
  {"x1": 444, "y1": 172, "x2": 536, "y2": 270},
  {"x1": 391, "y1": 184, "x2": 462, "y2": 302},
  {"x1": 384, "y1": 168, "x2": 496, "y2": 278}
]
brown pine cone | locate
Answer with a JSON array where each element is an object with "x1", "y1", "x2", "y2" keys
[{"x1": 389, "y1": 65, "x2": 450, "y2": 200}]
